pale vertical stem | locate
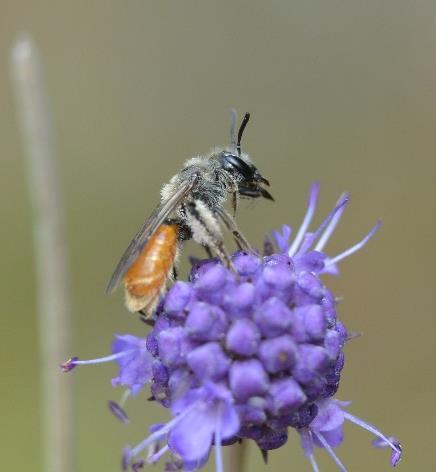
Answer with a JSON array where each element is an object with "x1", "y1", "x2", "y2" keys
[
  {"x1": 10, "y1": 36, "x2": 74, "y2": 472},
  {"x1": 223, "y1": 442, "x2": 246, "y2": 472}
]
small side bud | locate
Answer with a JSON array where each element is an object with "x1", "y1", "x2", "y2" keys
[
  {"x1": 108, "y1": 400, "x2": 130, "y2": 424},
  {"x1": 260, "y1": 448, "x2": 268, "y2": 464},
  {"x1": 132, "y1": 460, "x2": 145, "y2": 471},
  {"x1": 121, "y1": 446, "x2": 132, "y2": 470}
]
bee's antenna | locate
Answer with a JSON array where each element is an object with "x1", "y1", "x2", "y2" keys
[
  {"x1": 237, "y1": 112, "x2": 250, "y2": 156},
  {"x1": 230, "y1": 109, "x2": 238, "y2": 149}
]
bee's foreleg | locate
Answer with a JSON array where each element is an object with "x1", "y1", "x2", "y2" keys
[{"x1": 215, "y1": 207, "x2": 257, "y2": 254}]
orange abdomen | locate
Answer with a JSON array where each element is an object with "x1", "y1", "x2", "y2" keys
[{"x1": 123, "y1": 224, "x2": 179, "y2": 313}]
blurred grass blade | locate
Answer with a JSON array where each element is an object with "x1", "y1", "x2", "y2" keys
[{"x1": 10, "y1": 36, "x2": 74, "y2": 472}]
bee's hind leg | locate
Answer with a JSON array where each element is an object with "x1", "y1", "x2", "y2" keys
[{"x1": 138, "y1": 310, "x2": 155, "y2": 327}]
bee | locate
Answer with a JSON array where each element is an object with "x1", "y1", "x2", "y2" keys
[{"x1": 106, "y1": 111, "x2": 273, "y2": 317}]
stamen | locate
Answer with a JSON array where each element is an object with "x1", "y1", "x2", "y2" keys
[
  {"x1": 214, "y1": 412, "x2": 223, "y2": 472},
  {"x1": 313, "y1": 431, "x2": 346, "y2": 471},
  {"x1": 296, "y1": 194, "x2": 349, "y2": 256},
  {"x1": 326, "y1": 220, "x2": 381, "y2": 267},
  {"x1": 308, "y1": 453, "x2": 320, "y2": 472},
  {"x1": 122, "y1": 446, "x2": 132, "y2": 471},
  {"x1": 147, "y1": 444, "x2": 169, "y2": 464},
  {"x1": 294, "y1": 232, "x2": 315, "y2": 256},
  {"x1": 391, "y1": 444, "x2": 403, "y2": 467},
  {"x1": 346, "y1": 331, "x2": 363, "y2": 342},
  {"x1": 108, "y1": 400, "x2": 129, "y2": 424},
  {"x1": 120, "y1": 389, "x2": 131, "y2": 408},
  {"x1": 300, "y1": 430, "x2": 319, "y2": 472},
  {"x1": 129, "y1": 403, "x2": 198, "y2": 459},
  {"x1": 60, "y1": 349, "x2": 136, "y2": 372},
  {"x1": 315, "y1": 193, "x2": 349, "y2": 252},
  {"x1": 288, "y1": 182, "x2": 320, "y2": 256},
  {"x1": 272, "y1": 225, "x2": 292, "y2": 253},
  {"x1": 60, "y1": 357, "x2": 79, "y2": 372},
  {"x1": 373, "y1": 437, "x2": 402, "y2": 467},
  {"x1": 343, "y1": 412, "x2": 402, "y2": 460}
]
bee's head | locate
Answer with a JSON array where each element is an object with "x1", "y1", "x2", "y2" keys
[
  {"x1": 218, "y1": 111, "x2": 273, "y2": 201},
  {"x1": 219, "y1": 150, "x2": 273, "y2": 200}
]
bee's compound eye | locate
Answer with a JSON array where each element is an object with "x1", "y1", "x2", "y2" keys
[
  {"x1": 221, "y1": 153, "x2": 234, "y2": 171},
  {"x1": 220, "y1": 152, "x2": 254, "y2": 179}
]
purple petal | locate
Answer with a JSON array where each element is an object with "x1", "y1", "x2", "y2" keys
[
  {"x1": 301, "y1": 344, "x2": 331, "y2": 373},
  {"x1": 112, "y1": 334, "x2": 144, "y2": 355},
  {"x1": 324, "y1": 329, "x2": 342, "y2": 358},
  {"x1": 168, "y1": 368, "x2": 195, "y2": 402},
  {"x1": 187, "y1": 342, "x2": 230, "y2": 381},
  {"x1": 311, "y1": 400, "x2": 345, "y2": 431},
  {"x1": 303, "y1": 305, "x2": 327, "y2": 341},
  {"x1": 313, "y1": 426, "x2": 344, "y2": 448},
  {"x1": 222, "y1": 282, "x2": 256, "y2": 317},
  {"x1": 294, "y1": 251, "x2": 326, "y2": 273},
  {"x1": 231, "y1": 251, "x2": 262, "y2": 276},
  {"x1": 220, "y1": 402, "x2": 240, "y2": 439},
  {"x1": 157, "y1": 328, "x2": 196, "y2": 368},
  {"x1": 297, "y1": 272, "x2": 325, "y2": 300},
  {"x1": 167, "y1": 407, "x2": 215, "y2": 463},
  {"x1": 226, "y1": 319, "x2": 261, "y2": 356},
  {"x1": 229, "y1": 359, "x2": 269, "y2": 402},
  {"x1": 262, "y1": 264, "x2": 294, "y2": 291},
  {"x1": 272, "y1": 224, "x2": 292, "y2": 253},
  {"x1": 111, "y1": 335, "x2": 153, "y2": 395},
  {"x1": 164, "y1": 282, "x2": 194, "y2": 316},
  {"x1": 254, "y1": 297, "x2": 293, "y2": 338},
  {"x1": 236, "y1": 397, "x2": 267, "y2": 425},
  {"x1": 195, "y1": 263, "x2": 229, "y2": 298},
  {"x1": 267, "y1": 378, "x2": 307, "y2": 415},
  {"x1": 258, "y1": 335, "x2": 298, "y2": 373},
  {"x1": 185, "y1": 302, "x2": 227, "y2": 341}
]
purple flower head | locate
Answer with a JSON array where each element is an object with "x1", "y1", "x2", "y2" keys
[{"x1": 63, "y1": 184, "x2": 401, "y2": 471}]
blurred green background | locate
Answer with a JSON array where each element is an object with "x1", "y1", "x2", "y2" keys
[{"x1": 1, "y1": 1, "x2": 435, "y2": 470}]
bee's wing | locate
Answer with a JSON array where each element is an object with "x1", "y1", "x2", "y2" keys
[{"x1": 106, "y1": 174, "x2": 198, "y2": 294}]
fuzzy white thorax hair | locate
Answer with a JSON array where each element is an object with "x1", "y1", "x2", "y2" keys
[{"x1": 160, "y1": 147, "x2": 252, "y2": 204}]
